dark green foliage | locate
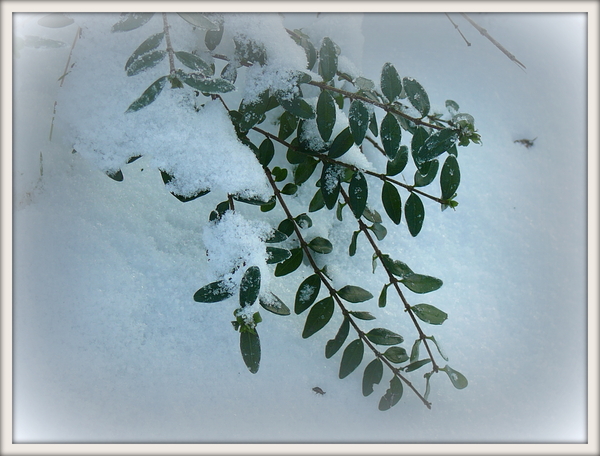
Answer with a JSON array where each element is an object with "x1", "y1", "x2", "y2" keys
[
  {"x1": 386, "y1": 145, "x2": 409, "y2": 176},
  {"x1": 308, "y1": 237, "x2": 333, "y2": 254},
  {"x1": 326, "y1": 317, "x2": 350, "y2": 359},
  {"x1": 194, "y1": 280, "x2": 233, "y2": 303},
  {"x1": 349, "y1": 171, "x2": 368, "y2": 219},
  {"x1": 339, "y1": 339, "x2": 364, "y2": 379},
  {"x1": 328, "y1": 127, "x2": 354, "y2": 159},
  {"x1": 440, "y1": 154, "x2": 461, "y2": 200},
  {"x1": 319, "y1": 37, "x2": 338, "y2": 82},
  {"x1": 378, "y1": 376, "x2": 403, "y2": 411},
  {"x1": 239, "y1": 266, "x2": 261, "y2": 307},
  {"x1": 380, "y1": 62, "x2": 402, "y2": 103},
  {"x1": 349, "y1": 100, "x2": 369, "y2": 145},
  {"x1": 365, "y1": 328, "x2": 403, "y2": 345},
  {"x1": 320, "y1": 163, "x2": 342, "y2": 209},
  {"x1": 414, "y1": 160, "x2": 439, "y2": 188},
  {"x1": 111, "y1": 13, "x2": 154, "y2": 33},
  {"x1": 175, "y1": 51, "x2": 213, "y2": 75},
  {"x1": 381, "y1": 182, "x2": 402, "y2": 225},
  {"x1": 411, "y1": 303, "x2": 448, "y2": 325},
  {"x1": 316, "y1": 90, "x2": 336, "y2": 141},
  {"x1": 338, "y1": 285, "x2": 373, "y2": 303},
  {"x1": 240, "y1": 330, "x2": 260, "y2": 373},
  {"x1": 238, "y1": 90, "x2": 270, "y2": 132},
  {"x1": 274, "y1": 248, "x2": 303, "y2": 277},
  {"x1": 442, "y1": 365, "x2": 469, "y2": 389},
  {"x1": 362, "y1": 358, "x2": 384, "y2": 396},
  {"x1": 403, "y1": 77, "x2": 430, "y2": 117},
  {"x1": 401, "y1": 274, "x2": 443, "y2": 294},
  {"x1": 259, "y1": 293, "x2": 291, "y2": 316},
  {"x1": 266, "y1": 247, "x2": 292, "y2": 264},
  {"x1": 405, "y1": 193, "x2": 425, "y2": 237},
  {"x1": 302, "y1": 297, "x2": 334, "y2": 338},
  {"x1": 295, "y1": 274, "x2": 321, "y2": 314},
  {"x1": 126, "y1": 76, "x2": 168, "y2": 113},
  {"x1": 380, "y1": 113, "x2": 401, "y2": 159},
  {"x1": 257, "y1": 138, "x2": 275, "y2": 166},
  {"x1": 383, "y1": 346, "x2": 409, "y2": 364},
  {"x1": 205, "y1": 24, "x2": 224, "y2": 51}
]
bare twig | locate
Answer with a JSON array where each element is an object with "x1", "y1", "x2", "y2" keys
[
  {"x1": 460, "y1": 13, "x2": 527, "y2": 70},
  {"x1": 445, "y1": 13, "x2": 471, "y2": 46}
]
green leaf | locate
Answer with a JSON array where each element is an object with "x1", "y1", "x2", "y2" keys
[
  {"x1": 349, "y1": 230, "x2": 360, "y2": 257},
  {"x1": 349, "y1": 311, "x2": 375, "y2": 321},
  {"x1": 380, "y1": 113, "x2": 401, "y2": 159},
  {"x1": 221, "y1": 63, "x2": 237, "y2": 83},
  {"x1": 278, "y1": 111, "x2": 298, "y2": 140},
  {"x1": 274, "y1": 247, "x2": 303, "y2": 277},
  {"x1": 37, "y1": 13, "x2": 74, "y2": 28},
  {"x1": 339, "y1": 339, "x2": 364, "y2": 379},
  {"x1": 126, "y1": 50, "x2": 166, "y2": 77},
  {"x1": 265, "y1": 229, "x2": 288, "y2": 244},
  {"x1": 320, "y1": 163, "x2": 342, "y2": 209},
  {"x1": 277, "y1": 219, "x2": 295, "y2": 237},
  {"x1": 405, "y1": 358, "x2": 432, "y2": 372},
  {"x1": 316, "y1": 90, "x2": 336, "y2": 141},
  {"x1": 126, "y1": 76, "x2": 168, "y2": 113},
  {"x1": 411, "y1": 304, "x2": 448, "y2": 325},
  {"x1": 319, "y1": 37, "x2": 338, "y2": 82},
  {"x1": 259, "y1": 293, "x2": 290, "y2": 316},
  {"x1": 380, "y1": 254, "x2": 413, "y2": 278},
  {"x1": 366, "y1": 328, "x2": 403, "y2": 345},
  {"x1": 338, "y1": 285, "x2": 373, "y2": 303},
  {"x1": 413, "y1": 159, "x2": 439, "y2": 188},
  {"x1": 295, "y1": 274, "x2": 321, "y2": 314},
  {"x1": 440, "y1": 154, "x2": 460, "y2": 200},
  {"x1": 445, "y1": 99, "x2": 460, "y2": 114},
  {"x1": 281, "y1": 183, "x2": 298, "y2": 195},
  {"x1": 125, "y1": 33, "x2": 165, "y2": 72},
  {"x1": 205, "y1": 24, "x2": 224, "y2": 51},
  {"x1": 277, "y1": 93, "x2": 315, "y2": 119},
  {"x1": 111, "y1": 13, "x2": 154, "y2": 33},
  {"x1": 272, "y1": 166, "x2": 288, "y2": 181},
  {"x1": 442, "y1": 365, "x2": 468, "y2": 389},
  {"x1": 410, "y1": 339, "x2": 421, "y2": 363},
  {"x1": 194, "y1": 280, "x2": 233, "y2": 303},
  {"x1": 369, "y1": 223, "x2": 387, "y2": 241},
  {"x1": 362, "y1": 358, "x2": 383, "y2": 396},
  {"x1": 325, "y1": 317, "x2": 350, "y2": 359},
  {"x1": 180, "y1": 73, "x2": 235, "y2": 94},
  {"x1": 347, "y1": 171, "x2": 368, "y2": 219},
  {"x1": 238, "y1": 90, "x2": 269, "y2": 132},
  {"x1": 177, "y1": 13, "x2": 219, "y2": 30},
  {"x1": 328, "y1": 127, "x2": 354, "y2": 159},
  {"x1": 369, "y1": 111, "x2": 379, "y2": 136},
  {"x1": 106, "y1": 169, "x2": 123, "y2": 182},
  {"x1": 363, "y1": 206, "x2": 382, "y2": 224},
  {"x1": 383, "y1": 346, "x2": 409, "y2": 364},
  {"x1": 294, "y1": 158, "x2": 318, "y2": 186},
  {"x1": 239, "y1": 266, "x2": 261, "y2": 308},
  {"x1": 302, "y1": 297, "x2": 334, "y2": 339},
  {"x1": 386, "y1": 145, "x2": 408, "y2": 176},
  {"x1": 427, "y1": 335, "x2": 449, "y2": 361},
  {"x1": 308, "y1": 237, "x2": 333, "y2": 254},
  {"x1": 295, "y1": 213, "x2": 312, "y2": 229},
  {"x1": 400, "y1": 274, "x2": 443, "y2": 294},
  {"x1": 378, "y1": 283, "x2": 389, "y2": 308},
  {"x1": 380, "y1": 62, "x2": 402, "y2": 103},
  {"x1": 378, "y1": 376, "x2": 403, "y2": 411},
  {"x1": 411, "y1": 126, "x2": 429, "y2": 164},
  {"x1": 349, "y1": 100, "x2": 369, "y2": 145},
  {"x1": 404, "y1": 193, "x2": 424, "y2": 237},
  {"x1": 403, "y1": 77, "x2": 430, "y2": 117},
  {"x1": 415, "y1": 129, "x2": 459, "y2": 167},
  {"x1": 257, "y1": 138, "x2": 274, "y2": 166},
  {"x1": 175, "y1": 51, "x2": 213, "y2": 75},
  {"x1": 309, "y1": 189, "x2": 326, "y2": 212},
  {"x1": 381, "y1": 181, "x2": 402, "y2": 225},
  {"x1": 240, "y1": 330, "x2": 260, "y2": 373},
  {"x1": 266, "y1": 247, "x2": 292, "y2": 264}
]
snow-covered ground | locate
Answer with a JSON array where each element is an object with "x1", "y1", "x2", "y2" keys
[{"x1": 10, "y1": 11, "x2": 588, "y2": 444}]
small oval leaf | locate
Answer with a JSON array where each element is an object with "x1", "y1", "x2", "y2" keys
[
  {"x1": 328, "y1": 127, "x2": 354, "y2": 159},
  {"x1": 295, "y1": 274, "x2": 321, "y2": 314},
  {"x1": 349, "y1": 100, "x2": 369, "y2": 145},
  {"x1": 240, "y1": 330, "x2": 260, "y2": 373},
  {"x1": 302, "y1": 297, "x2": 334, "y2": 339},
  {"x1": 378, "y1": 376, "x2": 403, "y2": 411},
  {"x1": 362, "y1": 358, "x2": 383, "y2": 396},
  {"x1": 316, "y1": 90, "x2": 336, "y2": 141},
  {"x1": 380, "y1": 62, "x2": 402, "y2": 103},
  {"x1": 405, "y1": 358, "x2": 432, "y2": 372},
  {"x1": 400, "y1": 274, "x2": 443, "y2": 294},
  {"x1": 403, "y1": 77, "x2": 430, "y2": 117},
  {"x1": 274, "y1": 247, "x2": 303, "y2": 277},
  {"x1": 365, "y1": 328, "x2": 403, "y2": 346},
  {"x1": 386, "y1": 145, "x2": 408, "y2": 176},
  {"x1": 126, "y1": 76, "x2": 168, "y2": 113},
  {"x1": 266, "y1": 247, "x2": 292, "y2": 264},
  {"x1": 111, "y1": 13, "x2": 154, "y2": 33},
  {"x1": 126, "y1": 50, "x2": 166, "y2": 77},
  {"x1": 380, "y1": 113, "x2": 401, "y2": 159},
  {"x1": 338, "y1": 285, "x2": 373, "y2": 303},
  {"x1": 319, "y1": 37, "x2": 338, "y2": 82},
  {"x1": 320, "y1": 163, "x2": 342, "y2": 209},
  {"x1": 308, "y1": 237, "x2": 333, "y2": 254},
  {"x1": 259, "y1": 293, "x2": 291, "y2": 316},
  {"x1": 175, "y1": 51, "x2": 213, "y2": 75},
  {"x1": 383, "y1": 346, "x2": 409, "y2": 364},
  {"x1": 443, "y1": 365, "x2": 468, "y2": 389},
  {"x1": 349, "y1": 171, "x2": 368, "y2": 219},
  {"x1": 240, "y1": 266, "x2": 261, "y2": 308},
  {"x1": 325, "y1": 317, "x2": 350, "y2": 359},
  {"x1": 411, "y1": 304, "x2": 448, "y2": 325},
  {"x1": 404, "y1": 193, "x2": 425, "y2": 237},
  {"x1": 440, "y1": 154, "x2": 461, "y2": 200},
  {"x1": 382, "y1": 181, "x2": 402, "y2": 225},
  {"x1": 193, "y1": 280, "x2": 233, "y2": 303},
  {"x1": 177, "y1": 13, "x2": 219, "y2": 30},
  {"x1": 339, "y1": 339, "x2": 364, "y2": 379}
]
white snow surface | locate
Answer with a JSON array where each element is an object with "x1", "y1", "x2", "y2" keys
[{"x1": 12, "y1": 12, "x2": 588, "y2": 444}]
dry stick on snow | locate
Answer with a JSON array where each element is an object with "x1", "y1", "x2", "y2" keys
[
  {"x1": 460, "y1": 13, "x2": 527, "y2": 70},
  {"x1": 49, "y1": 26, "x2": 82, "y2": 141},
  {"x1": 445, "y1": 13, "x2": 471, "y2": 46}
]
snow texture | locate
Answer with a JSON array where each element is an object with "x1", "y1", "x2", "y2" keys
[{"x1": 12, "y1": 12, "x2": 588, "y2": 444}]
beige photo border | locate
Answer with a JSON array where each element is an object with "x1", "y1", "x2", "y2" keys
[{"x1": 1, "y1": 1, "x2": 598, "y2": 455}]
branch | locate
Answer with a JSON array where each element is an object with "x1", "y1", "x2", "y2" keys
[
  {"x1": 162, "y1": 13, "x2": 176, "y2": 74},
  {"x1": 339, "y1": 186, "x2": 440, "y2": 372},
  {"x1": 445, "y1": 13, "x2": 471, "y2": 46},
  {"x1": 460, "y1": 13, "x2": 526, "y2": 70},
  {"x1": 264, "y1": 166, "x2": 432, "y2": 409}
]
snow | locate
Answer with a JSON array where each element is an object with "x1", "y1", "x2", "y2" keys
[{"x1": 10, "y1": 11, "x2": 589, "y2": 445}]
